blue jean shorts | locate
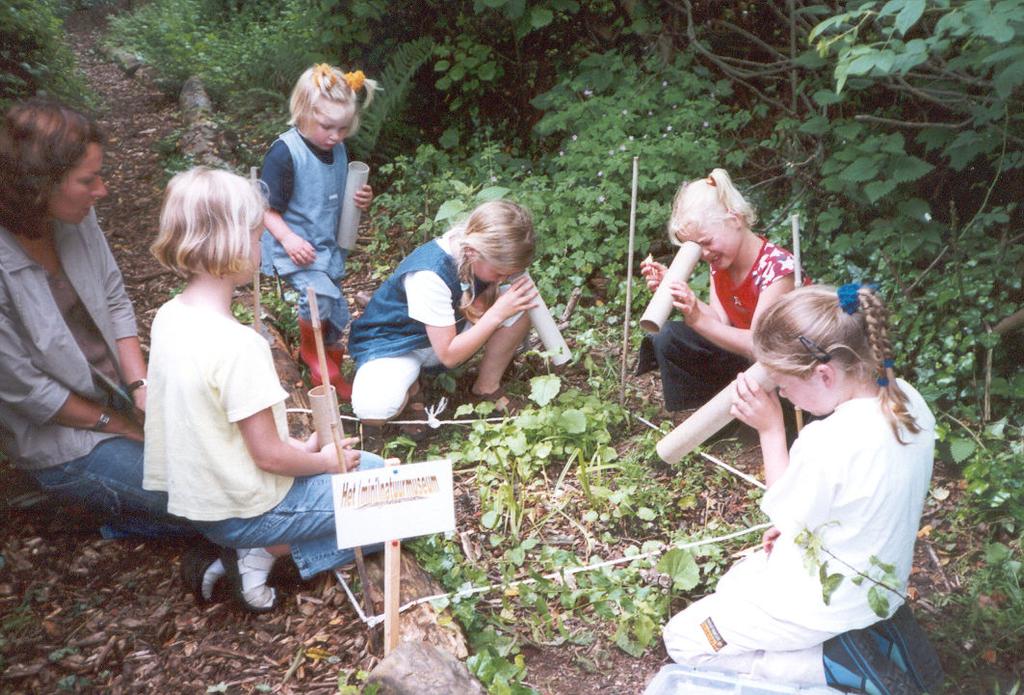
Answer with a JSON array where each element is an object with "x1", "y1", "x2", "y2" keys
[{"x1": 192, "y1": 451, "x2": 385, "y2": 579}]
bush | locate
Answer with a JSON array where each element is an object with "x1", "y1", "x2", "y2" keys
[{"x1": 0, "y1": 0, "x2": 87, "y2": 108}]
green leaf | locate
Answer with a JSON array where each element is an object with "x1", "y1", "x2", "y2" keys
[
  {"x1": 434, "y1": 198, "x2": 467, "y2": 222},
  {"x1": 657, "y1": 548, "x2": 700, "y2": 591},
  {"x1": 558, "y1": 408, "x2": 587, "y2": 433},
  {"x1": 529, "y1": 374, "x2": 561, "y2": 406},
  {"x1": 864, "y1": 179, "x2": 897, "y2": 203},
  {"x1": 637, "y1": 507, "x2": 656, "y2": 521},
  {"x1": 476, "y1": 186, "x2": 510, "y2": 202},
  {"x1": 950, "y1": 437, "x2": 977, "y2": 464},
  {"x1": 530, "y1": 6, "x2": 554, "y2": 29},
  {"x1": 840, "y1": 156, "x2": 881, "y2": 183},
  {"x1": 867, "y1": 585, "x2": 891, "y2": 618},
  {"x1": 894, "y1": 0, "x2": 925, "y2": 36},
  {"x1": 481, "y1": 510, "x2": 499, "y2": 529}
]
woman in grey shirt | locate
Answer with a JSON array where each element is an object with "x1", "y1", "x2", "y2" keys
[{"x1": 0, "y1": 98, "x2": 188, "y2": 537}]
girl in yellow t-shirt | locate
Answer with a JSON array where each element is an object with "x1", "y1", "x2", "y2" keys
[{"x1": 143, "y1": 167, "x2": 383, "y2": 613}]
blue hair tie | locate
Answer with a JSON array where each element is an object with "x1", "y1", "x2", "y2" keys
[
  {"x1": 883, "y1": 358, "x2": 895, "y2": 368},
  {"x1": 877, "y1": 376, "x2": 890, "y2": 387},
  {"x1": 837, "y1": 283, "x2": 861, "y2": 314}
]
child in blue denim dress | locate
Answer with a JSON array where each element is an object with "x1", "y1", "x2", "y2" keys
[
  {"x1": 260, "y1": 63, "x2": 377, "y2": 400},
  {"x1": 144, "y1": 167, "x2": 384, "y2": 613}
]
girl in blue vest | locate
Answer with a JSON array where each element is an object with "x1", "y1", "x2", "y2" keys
[
  {"x1": 348, "y1": 200, "x2": 538, "y2": 442},
  {"x1": 260, "y1": 64, "x2": 377, "y2": 400}
]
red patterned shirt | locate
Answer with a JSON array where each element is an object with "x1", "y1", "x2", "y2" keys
[{"x1": 711, "y1": 237, "x2": 808, "y2": 329}]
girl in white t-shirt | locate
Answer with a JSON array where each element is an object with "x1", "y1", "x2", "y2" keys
[
  {"x1": 144, "y1": 167, "x2": 384, "y2": 613},
  {"x1": 662, "y1": 284, "x2": 935, "y2": 689},
  {"x1": 347, "y1": 200, "x2": 538, "y2": 442}
]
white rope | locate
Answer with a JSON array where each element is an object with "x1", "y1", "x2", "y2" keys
[
  {"x1": 633, "y1": 414, "x2": 765, "y2": 490},
  {"x1": 285, "y1": 401, "x2": 508, "y2": 427},
  {"x1": 335, "y1": 521, "x2": 771, "y2": 627}
]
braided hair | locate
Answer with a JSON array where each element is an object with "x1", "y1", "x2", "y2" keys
[{"x1": 753, "y1": 284, "x2": 921, "y2": 443}]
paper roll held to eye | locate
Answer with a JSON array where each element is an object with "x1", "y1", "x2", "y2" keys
[
  {"x1": 639, "y1": 241, "x2": 702, "y2": 334},
  {"x1": 309, "y1": 384, "x2": 341, "y2": 445},
  {"x1": 525, "y1": 273, "x2": 571, "y2": 366},
  {"x1": 656, "y1": 362, "x2": 775, "y2": 464},
  {"x1": 337, "y1": 161, "x2": 370, "y2": 250}
]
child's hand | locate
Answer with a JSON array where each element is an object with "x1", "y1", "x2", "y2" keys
[
  {"x1": 730, "y1": 371, "x2": 783, "y2": 433},
  {"x1": 668, "y1": 281, "x2": 702, "y2": 324},
  {"x1": 283, "y1": 232, "x2": 316, "y2": 266},
  {"x1": 353, "y1": 184, "x2": 373, "y2": 211},
  {"x1": 640, "y1": 255, "x2": 667, "y2": 291},
  {"x1": 490, "y1": 275, "x2": 538, "y2": 322},
  {"x1": 762, "y1": 526, "x2": 781, "y2": 556}
]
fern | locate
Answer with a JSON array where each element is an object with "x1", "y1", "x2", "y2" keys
[{"x1": 349, "y1": 36, "x2": 434, "y2": 158}]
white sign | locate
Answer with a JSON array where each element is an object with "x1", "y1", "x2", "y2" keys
[{"x1": 332, "y1": 459, "x2": 455, "y2": 549}]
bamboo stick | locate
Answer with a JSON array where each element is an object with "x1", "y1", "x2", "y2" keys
[
  {"x1": 620, "y1": 157, "x2": 639, "y2": 403},
  {"x1": 791, "y1": 214, "x2": 804, "y2": 431},
  {"x1": 250, "y1": 166, "x2": 262, "y2": 335}
]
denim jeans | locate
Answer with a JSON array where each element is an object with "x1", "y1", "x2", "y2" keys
[
  {"x1": 193, "y1": 451, "x2": 385, "y2": 580},
  {"x1": 29, "y1": 437, "x2": 195, "y2": 538}
]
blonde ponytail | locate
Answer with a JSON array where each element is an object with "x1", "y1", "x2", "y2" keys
[{"x1": 667, "y1": 167, "x2": 757, "y2": 243}]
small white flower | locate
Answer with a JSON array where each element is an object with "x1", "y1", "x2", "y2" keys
[
  {"x1": 572, "y1": 134, "x2": 578, "y2": 141},
  {"x1": 924, "y1": 212, "x2": 932, "y2": 222},
  {"x1": 597, "y1": 170, "x2": 604, "y2": 177},
  {"x1": 608, "y1": 150, "x2": 614, "y2": 156},
  {"x1": 673, "y1": 104, "x2": 678, "y2": 109},
  {"x1": 559, "y1": 150, "x2": 564, "y2": 156},
  {"x1": 703, "y1": 121, "x2": 709, "y2": 128},
  {"x1": 490, "y1": 175, "x2": 497, "y2": 182},
  {"x1": 666, "y1": 125, "x2": 673, "y2": 131},
  {"x1": 622, "y1": 109, "x2": 628, "y2": 115},
  {"x1": 628, "y1": 135, "x2": 634, "y2": 141},
  {"x1": 662, "y1": 80, "x2": 668, "y2": 87},
  {"x1": 662, "y1": 133, "x2": 667, "y2": 138},
  {"x1": 583, "y1": 89, "x2": 593, "y2": 97},
  {"x1": 598, "y1": 195, "x2": 606, "y2": 203},
  {"x1": 648, "y1": 110, "x2": 653, "y2": 116},
  {"x1": 619, "y1": 145, "x2": 626, "y2": 151}
]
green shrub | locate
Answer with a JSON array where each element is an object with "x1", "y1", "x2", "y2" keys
[{"x1": 0, "y1": 0, "x2": 87, "y2": 108}]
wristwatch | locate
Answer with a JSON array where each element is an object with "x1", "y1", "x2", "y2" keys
[
  {"x1": 126, "y1": 378, "x2": 148, "y2": 393},
  {"x1": 92, "y1": 411, "x2": 111, "y2": 431}
]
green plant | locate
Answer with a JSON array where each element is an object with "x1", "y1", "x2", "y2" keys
[{"x1": 0, "y1": 0, "x2": 87, "y2": 107}]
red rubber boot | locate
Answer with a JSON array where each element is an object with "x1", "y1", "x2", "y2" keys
[
  {"x1": 325, "y1": 343, "x2": 353, "y2": 401},
  {"x1": 298, "y1": 319, "x2": 340, "y2": 389}
]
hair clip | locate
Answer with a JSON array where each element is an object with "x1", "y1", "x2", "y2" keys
[
  {"x1": 877, "y1": 376, "x2": 890, "y2": 387},
  {"x1": 837, "y1": 283, "x2": 861, "y2": 315},
  {"x1": 344, "y1": 70, "x2": 366, "y2": 92},
  {"x1": 798, "y1": 335, "x2": 832, "y2": 363},
  {"x1": 705, "y1": 175, "x2": 716, "y2": 187},
  {"x1": 882, "y1": 358, "x2": 894, "y2": 369},
  {"x1": 312, "y1": 63, "x2": 336, "y2": 90}
]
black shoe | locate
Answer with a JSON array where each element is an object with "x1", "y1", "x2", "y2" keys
[
  {"x1": 868, "y1": 604, "x2": 944, "y2": 693},
  {"x1": 180, "y1": 540, "x2": 223, "y2": 605},
  {"x1": 824, "y1": 625, "x2": 919, "y2": 694},
  {"x1": 220, "y1": 547, "x2": 278, "y2": 614}
]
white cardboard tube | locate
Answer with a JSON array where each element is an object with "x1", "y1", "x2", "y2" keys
[
  {"x1": 337, "y1": 161, "x2": 370, "y2": 250},
  {"x1": 309, "y1": 384, "x2": 341, "y2": 444},
  {"x1": 638, "y1": 241, "x2": 702, "y2": 334},
  {"x1": 525, "y1": 273, "x2": 571, "y2": 366},
  {"x1": 656, "y1": 362, "x2": 775, "y2": 464}
]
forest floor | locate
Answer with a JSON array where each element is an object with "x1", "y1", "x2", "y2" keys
[{"x1": 0, "y1": 5, "x2": 1016, "y2": 694}]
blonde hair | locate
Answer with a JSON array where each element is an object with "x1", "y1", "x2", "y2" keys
[
  {"x1": 151, "y1": 167, "x2": 266, "y2": 278},
  {"x1": 753, "y1": 284, "x2": 921, "y2": 443},
  {"x1": 449, "y1": 200, "x2": 536, "y2": 320},
  {"x1": 289, "y1": 63, "x2": 378, "y2": 136},
  {"x1": 667, "y1": 168, "x2": 757, "y2": 244}
]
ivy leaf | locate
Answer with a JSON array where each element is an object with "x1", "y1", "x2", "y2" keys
[
  {"x1": 529, "y1": 374, "x2": 561, "y2": 406},
  {"x1": 894, "y1": 0, "x2": 925, "y2": 36},
  {"x1": 637, "y1": 506, "x2": 656, "y2": 521},
  {"x1": 657, "y1": 549, "x2": 700, "y2": 591},
  {"x1": 950, "y1": 437, "x2": 977, "y2": 464}
]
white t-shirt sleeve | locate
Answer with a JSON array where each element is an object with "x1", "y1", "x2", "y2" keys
[
  {"x1": 215, "y1": 332, "x2": 289, "y2": 423},
  {"x1": 404, "y1": 271, "x2": 457, "y2": 327}
]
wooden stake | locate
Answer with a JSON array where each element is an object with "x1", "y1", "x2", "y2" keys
[
  {"x1": 250, "y1": 166, "x2": 263, "y2": 335},
  {"x1": 383, "y1": 458, "x2": 401, "y2": 655},
  {"x1": 305, "y1": 287, "x2": 342, "y2": 437},
  {"x1": 619, "y1": 157, "x2": 639, "y2": 404},
  {"x1": 790, "y1": 214, "x2": 804, "y2": 431}
]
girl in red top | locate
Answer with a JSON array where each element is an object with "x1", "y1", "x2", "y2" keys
[{"x1": 637, "y1": 168, "x2": 808, "y2": 411}]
